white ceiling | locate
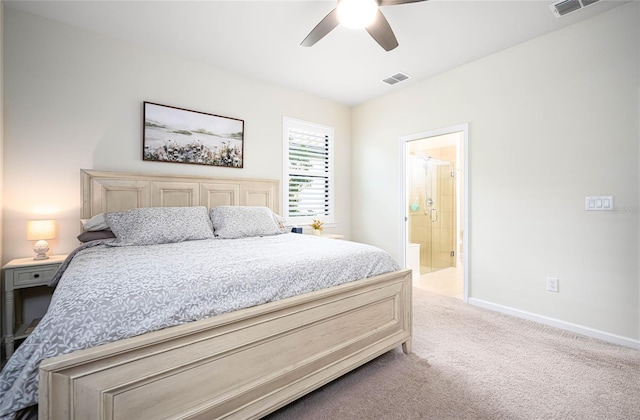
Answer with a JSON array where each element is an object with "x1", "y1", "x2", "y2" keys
[{"x1": 5, "y1": 0, "x2": 626, "y2": 106}]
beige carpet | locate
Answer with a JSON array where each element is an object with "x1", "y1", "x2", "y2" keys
[{"x1": 267, "y1": 287, "x2": 640, "y2": 420}]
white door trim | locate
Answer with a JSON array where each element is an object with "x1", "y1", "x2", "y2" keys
[{"x1": 399, "y1": 123, "x2": 470, "y2": 303}]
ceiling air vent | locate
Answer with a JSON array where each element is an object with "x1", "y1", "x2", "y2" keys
[
  {"x1": 549, "y1": 0, "x2": 600, "y2": 18},
  {"x1": 382, "y1": 72, "x2": 411, "y2": 86}
]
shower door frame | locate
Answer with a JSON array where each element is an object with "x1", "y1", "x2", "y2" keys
[{"x1": 399, "y1": 123, "x2": 470, "y2": 303}]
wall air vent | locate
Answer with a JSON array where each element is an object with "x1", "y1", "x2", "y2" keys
[
  {"x1": 382, "y1": 72, "x2": 411, "y2": 86},
  {"x1": 549, "y1": 0, "x2": 600, "y2": 18}
]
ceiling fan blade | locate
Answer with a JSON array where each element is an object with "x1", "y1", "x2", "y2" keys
[
  {"x1": 378, "y1": 0, "x2": 428, "y2": 6},
  {"x1": 301, "y1": 8, "x2": 340, "y2": 47},
  {"x1": 366, "y1": 10, "x2": 398, "y2": 51}
]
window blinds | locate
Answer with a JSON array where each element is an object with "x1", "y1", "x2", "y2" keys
[{"x1": 285, "y1": 121, "x2": 333, "y2": 222}]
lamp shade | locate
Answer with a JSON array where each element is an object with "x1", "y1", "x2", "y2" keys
[{"x1": 27, "y1": 220, "x2": 56, "y2": 240}]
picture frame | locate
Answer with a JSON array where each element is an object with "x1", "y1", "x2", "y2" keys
[{"x1": 143, "y1": 101, "x2": 244, "y2": 168}]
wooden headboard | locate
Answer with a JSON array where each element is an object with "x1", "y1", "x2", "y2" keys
[{"x1": 81, "y1": 169, "x2": 280, "y2": 218}]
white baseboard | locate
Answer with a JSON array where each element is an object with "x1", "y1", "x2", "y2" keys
[{"x1": 468, "y1": 298, "x2": 640, "y2": 350}]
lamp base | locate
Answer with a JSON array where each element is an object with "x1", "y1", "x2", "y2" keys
[{"x1": 33, "y1": 240, "x2": 50, "y2": 260}]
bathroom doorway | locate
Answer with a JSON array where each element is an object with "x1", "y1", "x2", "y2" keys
[{"x1": 400, "y1": 124, "x2": 469, "y2": 302}]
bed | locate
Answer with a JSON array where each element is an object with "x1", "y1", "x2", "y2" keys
[{"x1": 1, "y1": 170, "x2": 412, "y2": 419}]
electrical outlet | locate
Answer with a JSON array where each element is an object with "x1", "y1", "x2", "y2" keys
[{"x1": 546, "y1": 277, "x2": 559, "y2": 293}]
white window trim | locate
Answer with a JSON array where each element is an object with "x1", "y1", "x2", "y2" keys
[{"x1": 282, "y1": 117, "x2": 335, "y2": 226}]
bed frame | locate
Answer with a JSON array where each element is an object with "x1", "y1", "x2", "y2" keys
[{"x1": 38, "y1": 170, "x2": 412, "y2": 419}]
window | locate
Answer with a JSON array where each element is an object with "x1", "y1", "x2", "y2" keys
[{"x1": 283, "y1": 117, "x2": 334, "y2": 225}]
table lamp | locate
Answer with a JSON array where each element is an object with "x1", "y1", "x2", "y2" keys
[{"x1": 27, "y1": 219, "x2": 56, "y2": 260}]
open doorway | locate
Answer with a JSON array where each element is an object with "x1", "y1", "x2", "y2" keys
[{"x1": 400, "y1": 124, "x2": 469, "y2": 302}]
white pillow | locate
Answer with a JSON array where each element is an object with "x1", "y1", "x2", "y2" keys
[
  {"x1": 106, "y1": 206, "x2": 214, "y2": 246},
  {"x1": 81, "y1": 213, "x2": 110, "y2": 231},
  {"x1": 210, "y1": 206, "x2": 282, "y2": 239}
]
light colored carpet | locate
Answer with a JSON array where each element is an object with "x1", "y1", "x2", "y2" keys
[{"x1": 267, "y1": 287, "x2": 640, "y2": 420}]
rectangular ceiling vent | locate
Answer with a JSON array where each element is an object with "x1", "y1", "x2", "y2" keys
[
  {"x1": 383, "y1": 72, "x2": 411, "y2": 86},
  {"x1": 549, "y1": 0, "x2": 600, "y2": 18}
]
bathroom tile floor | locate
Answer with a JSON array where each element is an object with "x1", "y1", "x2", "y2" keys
[{"x1": 414, "y1": 265, "x2": 463, "y2": 299}]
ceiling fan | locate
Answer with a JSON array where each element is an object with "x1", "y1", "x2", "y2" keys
[{"x1": 301, "y1": 0, "x2": 427, "y2": 52}]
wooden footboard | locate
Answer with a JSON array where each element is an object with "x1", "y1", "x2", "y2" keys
[{"x1": 39, "y1": 269, "x2": 412, "y2": 419}]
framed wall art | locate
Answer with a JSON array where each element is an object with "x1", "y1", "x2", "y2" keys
[{"x1": 143, "y1": 102, "x2": 244, "y2": 168}]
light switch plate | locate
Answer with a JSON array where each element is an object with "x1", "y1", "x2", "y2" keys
[{"x1": 585, "y1": 196, "x2": 613, "y2": 211}]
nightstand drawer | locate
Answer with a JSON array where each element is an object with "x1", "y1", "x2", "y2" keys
[{"x1": 13, "y1": 266, "x2": 58, "y2": 288}]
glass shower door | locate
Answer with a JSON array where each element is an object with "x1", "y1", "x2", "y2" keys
[
  {"x1": 425, "y1": 161, "x2": 455, "y2": 273},
  {"x1": 409, "y1": 156, "x2": 456, "y2": 275}
]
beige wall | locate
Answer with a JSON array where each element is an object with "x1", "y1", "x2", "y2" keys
[
  {"x1": 2, "y1": 8, "x2": 352, "y2": 261},
  {"x1": 352, "y1": 4, "x2": 640, "y2": 341}
]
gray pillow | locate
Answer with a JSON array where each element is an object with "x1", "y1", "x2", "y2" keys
[
  {"x1": 77, "y1": 229, "x2": 116, "y2": 243},
  {"x1": 106, "y1": 206, "x2": 214, "y2": 246},
  {"x1": 210, "y1": 206, "x2": 282, "y2": 239}
]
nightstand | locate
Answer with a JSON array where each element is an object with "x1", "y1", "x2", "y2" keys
[
  {"x1": 317, "y1": 233, "x2": 345, "y2": 240},
  {"x1": 308, "y1": 232, "x2": 344, "y2": 239},
  {"x1": 2, "y1": 255, "x2": 66, "y2": 360}
]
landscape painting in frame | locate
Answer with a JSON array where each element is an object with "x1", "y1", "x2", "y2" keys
[{"x1": 143, "y1": 102, "x2": 244, "y2": 168}]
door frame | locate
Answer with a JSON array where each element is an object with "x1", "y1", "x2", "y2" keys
[{"x1": 399, "y1": 123, "x2": 470, "y2": 303}]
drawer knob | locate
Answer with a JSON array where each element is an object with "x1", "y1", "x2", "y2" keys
[{"x1": 33, "y1": 273, "x2": 40, "y2": 278}]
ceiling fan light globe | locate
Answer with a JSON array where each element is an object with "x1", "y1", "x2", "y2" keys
[{"x1": 337, "y1": 0, "x2": 378, "y2": 29}]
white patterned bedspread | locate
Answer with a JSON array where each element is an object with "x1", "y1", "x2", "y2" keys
[{"x1": 0, "y1": 234, "x2": 400, "y2": 418}]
